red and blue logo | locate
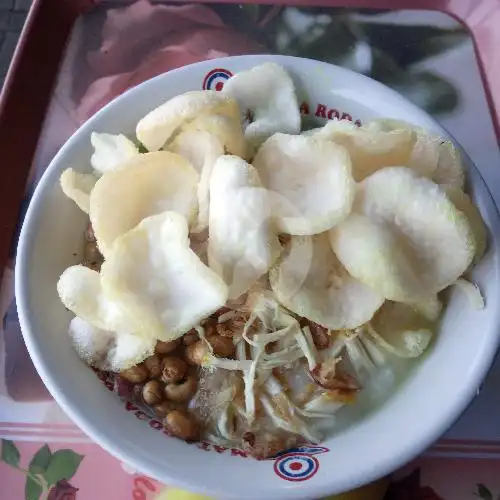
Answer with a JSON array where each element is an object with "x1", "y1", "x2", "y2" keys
[
  {"x1": 272, "y1": 445, "x2": 329, "y2": 482},
  {"x1": 202, "y1": 68, "x2": 233, "y2": 91}
]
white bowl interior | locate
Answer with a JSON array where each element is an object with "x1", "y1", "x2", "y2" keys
[{"x1": 16, "y1": 55, "x2": 500, "y2": 500}]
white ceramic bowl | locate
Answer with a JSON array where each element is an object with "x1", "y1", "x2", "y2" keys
[{"x1": 16, "y1": 55, "x2": 500, "y2": 499}]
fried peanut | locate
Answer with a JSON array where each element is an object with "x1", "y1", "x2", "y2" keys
[
  {"x1": 163, "y1": 410, "x2": 200, "y2": 441},
  {"x1": 155, "y1": 339, "x2": 181, "y2": 355},
  {"x1": 142, "y1": 380, "x2": 164, "y2": 405},
  {"x1": 161, "y1": 356, "x2": 187, "y2": 383},
  {"x1": 164, "y1": 374, "x2": 197, "y2": 402},
  {"x1": 143, "y1": 354, "x2": 162, "y2": 378},
  {"x1": 120, "y1": 364, "x2": 148, "y2": 383}
]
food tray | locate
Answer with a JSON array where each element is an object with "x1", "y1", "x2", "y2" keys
[{"x1": 1, "y1": 1, "x2": 500, "y2": 499}]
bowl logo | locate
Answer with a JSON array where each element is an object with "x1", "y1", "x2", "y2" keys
[
  {"x1": 272, "y1": 445, "x2": 329, "y2": 482},
  {"x1": 202, "y1": 68, "x2": 233, "y2": 91}
]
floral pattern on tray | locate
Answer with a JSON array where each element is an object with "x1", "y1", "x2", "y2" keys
[{"x1": 1, "y1": 439, "x2": 83, "y2": 500}]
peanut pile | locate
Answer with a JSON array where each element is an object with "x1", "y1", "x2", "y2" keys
[
  {"x1": 82, "y1": 223, "x2": 350, "y2": 454},
  {"x1": 121, "y1": 336, "x2": 199, "y2": 440},
  {"x1": 121, "y1": 312, "x2": 249, "y2": 441},
  {"x1": 118, "y1": 313, "x2": 340, "y2": 450}
]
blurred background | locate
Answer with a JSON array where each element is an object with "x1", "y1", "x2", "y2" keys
[{"x1": 0, "y1": 0, "x2": 30, "y2": 88}]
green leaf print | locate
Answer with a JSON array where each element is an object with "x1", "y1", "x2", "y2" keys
[
  {"x1": 1, "y1": 439, "x2": 20, "y2": 468},
  {"x1": 28, "y1": 444, "x2": 52, "y2": 475},
  {"x1": 43, "y1": 449, "x2": 84, "y2": 486},
  {"x1": 25, "y1": 475, "x2": 42, "y2": 500}
]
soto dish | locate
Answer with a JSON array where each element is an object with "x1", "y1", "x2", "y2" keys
[{"x1": 56, "y1": 63, "x2": 486, "y2": 458}]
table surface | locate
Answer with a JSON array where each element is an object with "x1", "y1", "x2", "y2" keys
[{"x1": 1, "y1": 3, "x2": 500, "y2": 499}]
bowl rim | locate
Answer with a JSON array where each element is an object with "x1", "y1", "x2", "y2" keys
[{"x1": 15, "y1": 54, "x2": 500, "y2": 499}]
